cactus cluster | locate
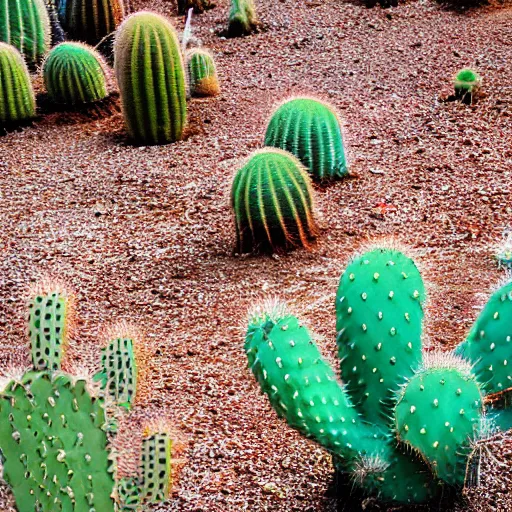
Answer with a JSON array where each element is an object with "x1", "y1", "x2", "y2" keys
[
  {"x1": 187, "y1": 48, "x2": 220, "y2": 97},
  {"x1": 228, "y1": 0, "x2": 257, "y2": 37},
  {"x1": 0, "y1": 283, "x2": 175, "y2": 512},
  {"x1": 245, "y1": 247, "x2": 512, "y2": 503},
  {"x1": 231, "y1": 148, "x2": 318, "y2": 253}
]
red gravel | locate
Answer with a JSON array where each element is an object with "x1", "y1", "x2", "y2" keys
[{"x1": 0, "y1": 0, "x2": 511, "y2": 510}]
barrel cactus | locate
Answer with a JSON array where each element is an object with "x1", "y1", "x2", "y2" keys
[
  {"x1": 265, "y1": 97, "x2": 348, "y2": 181},
  {"x1": 228, "y1": 0, "x2": 257, "y2": 37},
  {"x1": 0, "y1": 0, "x2": 51, "y2": 66},
  {"x1": 231, "y1": 148, "x2": 318, "y2": 254},
  {"x1": 187, "y1": 48, "x2": 220, "y2": 97},
  {"x1": 0, "y1": 43, "x2": 36, "y2": 126},
  {"x1": 114, "y1": 11, "x2": 187, "y2": 145},
  {"x1": 43, "y1": 42, "x2": 108, "y2": 105},
  {"x1": 244, "y1": 247, "x2": 512, "y2": 504},
  {"x1": 454, "y1": 68, "x2": 481, "y2": 103},
  {"x1": 58, "y1": 0, "x2": 125, "y2": 45}
]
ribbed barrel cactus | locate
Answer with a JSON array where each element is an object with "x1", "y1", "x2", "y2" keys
[
  {"x1": 454, "y1": 68, "x2": 480, "y2": 103},
  {"x1": 187, "y1": 48, "x2": 220, "y2": 97},
  {"x1": 43, "y1": 42, "x2": 109, "y2": 105},
  {"x1": 265, "y1": 97, "x2": 348, "y2": 181},
  {"x1": 0, "y1": 0, "x2": 51, "y2": 66},
  {"x1": 58, "y1": 0, "x2": 125, "y2": 45},
  {"x1": 231, "y1": 148, "x2": 318, "y2": 254},
  {"x1": 244, "y1": 247, "x2": 512, "y2": 504},
  {"x1": 114, "y1": 11, "x2": 187, "y2": 145},
  {"x1": 228, "y1": 0, "x2": 257, "y2": 36},
  {"x1": 0, "y1": 281, "x2": 176, "y2": 512},
  {"x1": 0, "y1": 43, "x2": 36, "y2": 125}
]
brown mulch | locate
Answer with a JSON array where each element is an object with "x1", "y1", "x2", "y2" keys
[{"x1": 1, "y1": 0, "x2": 511, "y2": 511}]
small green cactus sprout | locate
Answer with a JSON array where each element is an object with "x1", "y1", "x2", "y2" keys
[
  {"x1": 59, "y1": 0, "x2": 125, "y2": 45},
  {"x1": 454, "y1": 68, "x2": 481, "y2": 103},
  {"x1": 228, "y1": 0, "x2": 257, "y2": 37},
  {"x1": 114, "y1": 11, "x2": 187, "y2": 145},
  {"x1": 187, "y1": 48, "x2": 220, "y2": 97},
  {"x1": 0, "y1": 0, "x2": 51, "y2": 66},
  {"x1": 0, "y1": 43, "x2": 36, "y2": 126},
  {"x1": 265, "y1": 97, "x2": 348, "y2": 181},
  {"x1": 43, "y1": 42, "x2": 109, "y2": 105},
  {"x1": 231, "y1": 148, "x2": 318, "y2": 253}
]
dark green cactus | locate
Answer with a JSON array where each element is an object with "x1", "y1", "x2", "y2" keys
[
  {"x1": 454, "y1": 68, "x2": 480, "y2": 102},
  {"x1": 187, "y1": 48, "x2": 220, "y2": 97},
  {"x1": 228, "y1": 0, "x2": 257, "y2": 36},
  {"x1": 265, "y1": 97, "x2": 348, "y2": 181},
  {"x1": 0, "y1": 43, "x2": 36, "y2": 125},
  {"x1": 335, "y1": 248, "x2": 425, "y2": 424},
  {"x1": 59, "y1": 0, "x2": 125, "y2": 45},
  {"x1": 114, "y1": 11, "x2": 187, "y2": 145},
  {"x1": 140, "y1": 429, "x2": 172, "y2": 504},
  {"x1": 0, "y1": 0, "x2": 51, "y2": 66},
  {"x1": 231, "y1": 148, "x2": 318, "y2": 253},
  {"x1": 43, "y1": 42, "x2": 109, "y2": 105}
]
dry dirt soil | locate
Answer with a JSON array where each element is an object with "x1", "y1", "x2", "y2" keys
[{"x1": 0, "y1": 0, "x2": 511, "y2": 510}]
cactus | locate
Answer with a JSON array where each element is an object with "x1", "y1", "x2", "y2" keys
[
  {"x1": 59, "y1": 0, "x2": 125, "y2": 45},
  {"x1": 228, "y1": 0, "x2": 257, "y2": 36},
  {"x1": 114, "y1": 11, "x2": 187, "y2": 145},
  {"x1": 0, "y1": 0, "x2": 51, "y2": 66},
  {"x1": 244, "y1": 246, "x2": 512, "y2": 504},
  {"x1": 43, "y1": 42, "x2": 109, "y2": 105},
  {"x1": 44, "y1": 0, "x2": 66, "y2": 45},
  {"x1": 231, "y1": 148, "x2": 318, "y2": 253},
  {"x1": 178, "y1": 0, "x2": 214, "y2": 14},
  {"x1": 454, "y1": 68, "x2": 480, "y2": 103},
  {"x1": 496, "y1": 232, "x2": 512, "y2": 270},
  {"x1": 187, "y1": 48, "x2": 220, "y2": 97},
  {"x1": 0, "y1": 43, "x2": 36, "y2": 126},
  {"x1": 265, "y1": 97, "x2": 348, "y2": 181}
]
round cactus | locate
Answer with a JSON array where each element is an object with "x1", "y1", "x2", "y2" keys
[
  {"x1": 187, "y1": 48, "x2": 220, "y2": 97},
  {"x1": 59, "y1": 0, "x2": 125, "y2": 45},
  {"x1": 114, "y1": 11, "x2": 187, "y2": 145},
  {"x1": 231, "y1": 148, "x2": 318, "y2": 253},
  {"x1": 43, "y1": 42, "x2": 109, "y2": 105},
  {"x1": 0, "y1": 43, "x2": 36, "y2": 125},
  {"x1": 265, "y1": 97, "x2": 348, "y2": 181},
  {"x1": 454, "y1": 68, "x2": 480, "y2": 102},
  {"x1": 0, "y1": 0, "x2": 51, "y2": 66}
]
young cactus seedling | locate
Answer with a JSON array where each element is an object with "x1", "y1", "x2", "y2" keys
[
  {"x1": 187, "y1": 48, "x2": 220, "y2": 97},
  {"x1": 453, "y1": 68, "x2": 481, "y2": 104}
]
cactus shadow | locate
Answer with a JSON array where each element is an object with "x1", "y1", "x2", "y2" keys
[{"x1": 0, "y1": 118, "x2": 35, "y2": 137}]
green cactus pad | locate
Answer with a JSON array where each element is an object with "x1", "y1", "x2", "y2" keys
[
  {"x1": 43, "y1": 42, "x2": 109, "y2": 105},
  {"x1": 454, "y1": 68, "x2": 480, "y2": 99},
  {"x1": 335, "y1": 248, "x2": 425, "y2": 424},
  {"x1": 0, "y1": 0, "x2": 50, "y2": 66},
  {"x1": 228, "y1": 0, "x2": 257, "y2": 36},
  {"x1": 395, "y1": 363, "x2": 483, "y2": 486},
  {"x1": 0, "y1": 371, "x2": 115, "y2": 512},
  {"x1": 94, "y1": 336, "x2": 138, "y2": 409},
  {"x1": 28, "y1": 289, "x2": 70, "y2": 372},
  {"x1": 0, "y1": 43, "x2": 36, "y2": 125},
  {"x1": 187, "y1": 49, "x2": 220, "y2": 97},
  {"x1": 265, "y1": 97, "x2": 348, "y2": 181},
  {"x1": 455, "y1": 280, "x2": 512, "y2": 395},
  {"x1": 59, "y1": 0, "x2": 125, "y2": 45},
  {"x1": 140, "y1": 431, "x2": 172, "y2": 504},
  {"x1": 231, "y1": 148, "x2": 318, "y2": 253}
]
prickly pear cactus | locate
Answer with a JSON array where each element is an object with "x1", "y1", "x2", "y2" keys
[
  {"x1": 454, "y1": 68, "x2": 480, "y2": 102},
  {"x1": 187, "y1": 48, "x2": 220, "y2": 97},
  {"x1": 43, "y1": 42, "x2": 108, "y2": 105},
  {"x1": 114, "y1": 11, "x2": 187, "y2": 145},
  {"x1": 265, "y1": 97, "x2": 348, "y2": 181},
  {"x1": 231, "y1": 148, "x2": 318, "y2": 253},
  {"x1": 228, "y1": 0, "x2": 257, "y2": 36},
  {"x1": 0, "y1": 0, "x2": 51, "y2": 66},
  {"x1": 0, "y1": 43, "x2": 36, "y2": 125}
]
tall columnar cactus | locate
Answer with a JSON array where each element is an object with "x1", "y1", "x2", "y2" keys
[
  {"x1": 58, "y1": 0, "x2": 125, "y2": 45},
  {"x1": 244, "y1": 248, "x2": 511, "y2": 504},
  {"x1": 231, "y1": 148, "x2": 318, "y2": 253},
  {"x1": 114, "y1": 11, "x2": 187, "y2": 145},
  {"x1": 0, "y1": 43, "x2": 36, "y2": 125},
  {"x1": 187, "y1": 48, "x2": 220, "y2": 97},
  {"x1": 228, "y1": 0, "x2": 257, "y2": 36},
  {"x1": 265, "y1": 97, "x2": 348, "y2": 181},
  {"x1": 43, "y1": 42, "x2": 109, "y2": 105},
  {"x1": 0, "y1": 0, "x2": 51, "y2": 66},
  {"x1": 454, "y1": 68, "x2": 480, "y2": 103}
]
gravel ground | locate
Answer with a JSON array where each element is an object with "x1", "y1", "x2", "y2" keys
[{"x1": 0, "y1": 0, "x2": 511, "y2": 510}]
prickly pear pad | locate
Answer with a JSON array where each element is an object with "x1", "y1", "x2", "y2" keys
[
  {"x1": 395, "y1": 366, "x2": 483, "y2": 486},
  {"x1": 336, "y1": 248, "x2": 425, "y2": 424}
]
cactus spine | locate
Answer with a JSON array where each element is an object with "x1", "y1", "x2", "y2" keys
[
  {"x1": 43, "y1": 42, "x2": 109, "y2": 105},
  {"x1": 187, "y1": 48, "x2": 220, "y2": 97},
  {"x1": 0, "y1": 0, "x2": 50, "y2": 66},
  {"x1": 228, "y1": 0, "x2": 257, "y2": 36},
  {"x1": 114, "y1": 11, "x2": 187, "y2": 145},
  {"x1": 231, "y1": 148, "x2": 318, "y2": 253},
  {"x1": 265, "y1": 97, "x2": 348, "y2": 181},
  {"x1": 0, "y1": 43, "x2": 36, "y2": 125}
]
